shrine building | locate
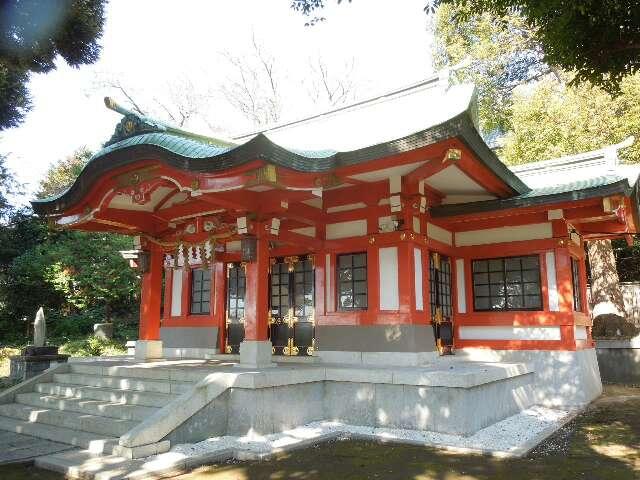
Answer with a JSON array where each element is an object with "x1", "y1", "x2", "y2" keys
[{"x1": 32, "y1": 73, "x2": 640, "y2": 405}]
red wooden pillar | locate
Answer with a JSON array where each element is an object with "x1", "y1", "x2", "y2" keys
[
  {"x1": 139, "y1": 246, "x2": 163, "y2": 341},
  {"x1": 555, "y1": 246, "x2": 576, "y2": 349},
  {"x1": 243, "y1": 226, "x2": 269, "y2": 341}
]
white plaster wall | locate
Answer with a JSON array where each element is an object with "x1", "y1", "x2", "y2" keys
[
  {"x1": 326, "y1": 220, "x2": 367, "y2": 240},
  {"x1": 455, "y1": 223, "x2": 553, "y2": 247},
  {"x1": 546, "y1": 251, "x2": 560, "y2": 312},
  {"x1": 412, "y1": 216, "x2": 421, "y2": 234},
  {"x1": 379, "y1": 247, "x2": 399, "y2": 311},
  {"x1": 455, "y1": 258, "x2": 466, "y2": 314},
  {"x1": 574, "y1": 325, "x2": 588, "y2": 341},
  {"x1": 427, "y1": 222, "x2": 453, "y2": 246},
  {"x1": 458, "y1": 326, "x2": 561, "y2": 341},
  {"x1": 414, "y1": 248, "x2": 423, "y2": 311},
  {"x1": 171, "y1": 269, "x2": 183, "y2": 317}
]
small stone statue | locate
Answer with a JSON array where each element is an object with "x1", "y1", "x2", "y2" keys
[
  {"x1": 11, "y1": 307, "x2": 68, "y2": 381},
  {"x1": 33, "y1": 307, "x2": 46, "y2": 347}
]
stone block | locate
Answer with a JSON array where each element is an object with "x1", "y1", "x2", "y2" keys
[
  {"x1": 238, "y1": 340, "x2": 274, "y2": 368},
  {"x1": 227, "y1": 387, "x2": 274, "y2": 436},
  {"x1": 325, "y1": 366, "x2": 393, "y2": 384},
  {"x1": 323, "y1": 382, "x2": 375, "y2": 425},
  {"x1": 134, "y1": 340, "x2": 163, "y2": 360},
  {"x1": 316, "y1": 350, "x2": 362, "y2": 364},
  {"x1": 362, "y1": 351, "x2": 436, "y2": 366},
  {"x1": 271, "y1": 383, "x2": 324, "y2": 431},
  {"x1": 113, "y1": 440, "x2": 170, "y2": 459}
]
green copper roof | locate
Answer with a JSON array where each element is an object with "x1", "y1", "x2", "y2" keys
[
  {"x1": 431, "y1": 175, "x2": 635, "y2": 218},
  {"x1": 98, "y1": 132, "x2": 235, "y2": 159},
  {"x1": 32, "y1": 99, "x2": 532, "y2": 215}
]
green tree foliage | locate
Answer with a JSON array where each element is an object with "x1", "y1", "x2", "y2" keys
[
  {"x1": 0, "y1": 149, "x2": 140, "y2": 344},
  {"x1": 37, "y1": 146, "x2": 92, "y2": 198},
  {"x1": 433, "y1": 4, "x2": 549, "y2": 133},
  {"x1": 0, "y1": 0, "x2": 107, "y2": 130},
  {"x1": 0, "y1": 153, "x2": 18, "y2": 218},
  {"x1": 501, "y1": 74, "x2": 640, "y2": 166},
  {"x1": 434, "y1": 1, "x2": 640, "y2": 94},
  {"x1": 293, "y1": 1, "x2": 639, "y2": 94}
]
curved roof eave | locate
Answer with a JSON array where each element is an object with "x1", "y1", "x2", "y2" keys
[
  {"x1": 31, "y1": 110, "x2": 529, "y2": 216},
  {"x1": 430, "y1": 176, "x2": 634, "y2": 218}
]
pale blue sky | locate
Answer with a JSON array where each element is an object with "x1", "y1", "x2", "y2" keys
[{"x1": 1, "y1": 0, "x2": 433, "y2": 203}]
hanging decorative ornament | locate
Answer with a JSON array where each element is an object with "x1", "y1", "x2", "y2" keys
[
  {"x1": 204, "y1": 240, "x2": 212, "y2": 260},
  {"x1": 187, "y1": 245, "x2": 195, "y2": 265},
  {"x1": 164, "y1": 254, "x2": 174, "y2": 268},
  {"x1": 177, "y1": 243, "x2": 185, "y2": 267},
  {"x1": 194, "y1": 245, "x2": 202, "y2": 264}
]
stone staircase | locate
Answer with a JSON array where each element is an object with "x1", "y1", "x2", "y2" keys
[{"x1": 0, "y1": 363, "x2": 195, "y2": 454}]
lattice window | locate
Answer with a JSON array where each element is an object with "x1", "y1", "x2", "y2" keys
[
  {"x1": 190, "y1": 268, "x2": 211, "y2": 315},
  {"x1": 337, "y1": 253, "x2": 367, "y2": 310},
  {"x1": 571, "y1": 257, "x2": 583, "y2": 312},
  {"x1": 472, "y1": 255, "x2": 542, "y2": 311}
]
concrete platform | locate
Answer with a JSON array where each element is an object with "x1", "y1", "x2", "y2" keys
[{"x1": 4, "y1": 353, "x2": 597, "y2": 478}]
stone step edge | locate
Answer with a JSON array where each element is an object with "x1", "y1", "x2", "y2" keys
[
  {"x1": 15, "y1": 392, "x2": 157, "y2": 421},
  {"x1": 0, "y1": 403, "x2": 137, "y2": 437},
  {"x1": 69, "y1": 365, "x2": 209, "y2": 382},
  {"x1": 0, "y1": 415, "x2": 119, "y2": 454},
  {"x1": 35, "y1": 382, "x2": 178, "y2": 404},
  {"x1": 55, "y1": 372, "x2": 193, "y2": 385}
]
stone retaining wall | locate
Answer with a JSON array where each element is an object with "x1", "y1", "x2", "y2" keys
[
  {"x1": 596, "y1": 338, "x2": 640, "y2": 384},
  {"x1": 163, "y1": 371, "x2": 535, "y2": 444}
]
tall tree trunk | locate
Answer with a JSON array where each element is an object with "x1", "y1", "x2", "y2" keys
[{"x1": 587, "y1": 239, "x2": 626, "y2": 318}]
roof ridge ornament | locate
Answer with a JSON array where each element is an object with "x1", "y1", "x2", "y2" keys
[{"x1": 103, "y1": 97, "x2": 168, "y2": 147}]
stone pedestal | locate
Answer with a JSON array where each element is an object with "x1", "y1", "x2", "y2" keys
[
  {"x1": 9, "y1": 346, "x2": 69, "y2": 381},
  {"x1": 134, "y1": 340, "x2": 163, "y2": 360},
  {"x1": 238, "y1": 340, "x2": 274, "y2": 368}
]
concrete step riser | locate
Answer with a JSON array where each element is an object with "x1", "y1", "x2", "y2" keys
[
  {"x1": 0, "y1": 403, "x2": 136, "y2": 437},
  {"x1": 53, "y1": 373, "x2": 192, "y2": 394},
  {"x1": 0, "y1": 416, "x2": 119, "y2": 454},
  {"x1": 15, "y1": 393, "x2": 158, "y2": 421},
  {"x1": 35, "y1": 383, "x2": 175, "y2": 407}
]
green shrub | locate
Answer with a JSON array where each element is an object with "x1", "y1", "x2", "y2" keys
[{"x1": 59, "y1": 336, "x2": 127, "y2": 357}]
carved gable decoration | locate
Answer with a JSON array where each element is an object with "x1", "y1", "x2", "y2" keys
[
  {"x1": 105, "y1": 113, "x2": 167, "y2": 146},
  {"x1": 103, "y1": 97, "x2": 168, "y2": 147}
]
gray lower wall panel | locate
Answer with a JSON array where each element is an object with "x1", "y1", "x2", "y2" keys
[
  {"x1": 160, "y1": 326, "x2": 219, "y2": 349},
  {"x1": 316, "y1": 325, "x2": 436, "y2": 352}
]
